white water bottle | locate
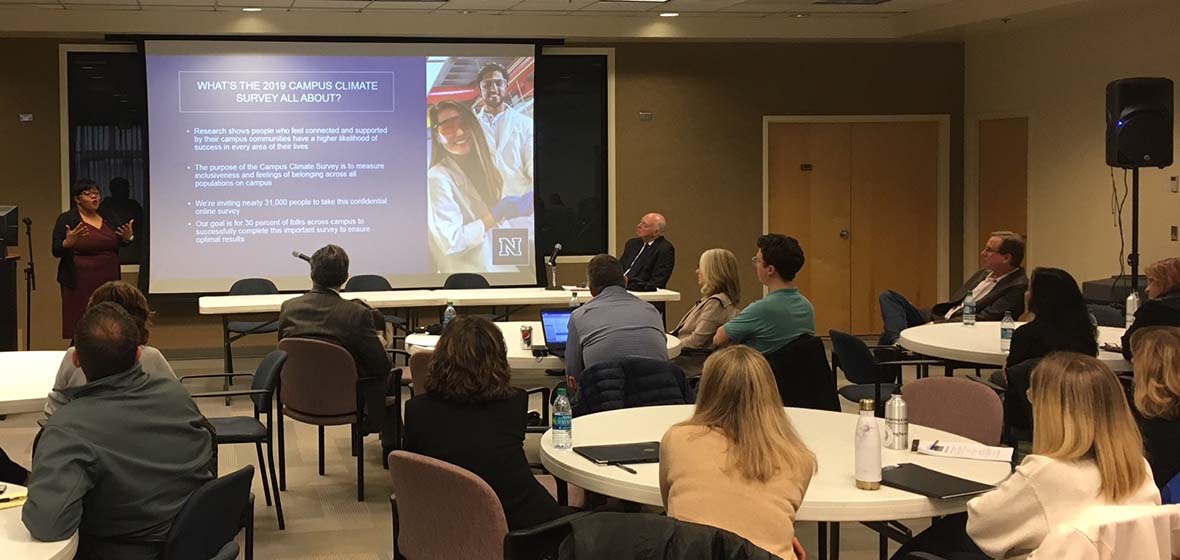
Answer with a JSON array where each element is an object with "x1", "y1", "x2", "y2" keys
[
  {"x1": 569, "y1": 291, "x2": 579, "y2": 309},
  {"x1": 442, "y1": 300, "x2": 457, "y2": 329},
  {"x1": 855, "y1": 399, "x2": 882, "y2": 490},
  {"x1": 1126, "y1": 292, "x2": 1140, "y2": 329},
  {"x1": 884, "y1": 390, "x2": 909, "y2": 451},
  {"x1": 553, "y1": 388, "x2": 573, "y2": 450},
  {"x1": 1000, "y1": 311, "x2": 1015, "y2": 352},
  {"x1": 962, "y1": 292, "x2": 976, "y2": 326}
]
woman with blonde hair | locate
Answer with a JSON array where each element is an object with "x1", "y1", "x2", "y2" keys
[
  {"x1": 1130, "y1": 326, "x2": 1180, "y2": 489},
  {"x1": 1122, "y1": 256, "x2": 1180, "y2": 359},
  {"x1": 670, "y1": 248, "x2": 741, "y2": 351},
  {"x1": 660, "y1": 345, "x2": 815, "y2": 560},
  {"x1": 892, "y1": 352, "x2": 1159, "y2": 560}
]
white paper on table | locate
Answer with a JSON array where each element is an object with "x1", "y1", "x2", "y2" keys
[
  {"x1": 912, "y1": 439, "x2": 1014, "y2": 463},
  {"x1": 562, "y1": 285, "x2": 591, "y2": 292}
]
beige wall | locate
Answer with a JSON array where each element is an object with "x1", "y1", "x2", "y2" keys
[
  {"x1": 1, "y1": 38, "x2": 965, "y2": 353},
  {"x1": 965, "y1": 2, "x2": 1180, "y2": 282}
]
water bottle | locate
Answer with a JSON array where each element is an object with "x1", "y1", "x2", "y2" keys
[
  {"x1": 962, "y1": 292, "x2": 976, "y2": 326},
  {"x1": 553, "y1": 388, "x2": 573, "y2": 450},
  {"x1": 1000, "y1": 311, "x2": 1015, "y2": 352},
  {"x1": 442, "y1": 301, "x2": 457, "y2": 329},
  {"x1": 1126, "y1": 292, "x2": 1140, "y2": 329},
  {"x1": 884, "y1": 389, "x2": 909, "y2": 451},
  {"x1": 855, "y1": 398, "x2": 882, "y2": 490},
  {"x1": 569, "y1": 291, "x2": 579, "y2": 309}
]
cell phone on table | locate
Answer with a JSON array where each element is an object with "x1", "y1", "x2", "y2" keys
[{"x1": 1100, "y1": 342, "x2": 1122, "y2": 353}]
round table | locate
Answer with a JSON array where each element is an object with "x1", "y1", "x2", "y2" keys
[
  {"x1": 539, "y1": 405, "x2": 1012, "y2": 522},
  {"x1": 406, "y1": 321, "x2": 683, "y2": 370},
  {"x1": 0, "y1": 499, "x2": 78, "y2": 560},
  {"x1": 0, "y1": 351, "x2": 67, "y2": 415},
  {"x1": 898, "y1": 322, "x2": 1131, "y2": 371}
]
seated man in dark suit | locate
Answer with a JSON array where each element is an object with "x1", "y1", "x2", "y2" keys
[
  {"x1": 278, "y1": 244, "x2": 394, "y2": 452},
  {"x1": 878, "y1": 231, "x2": 1029, "y2": 345},
  {"x1": 620, "y1": 212, "x2": 675, "y2": 292},
  {"x1": 24, "y1": 303, "x2": 214, "y2": 558}
]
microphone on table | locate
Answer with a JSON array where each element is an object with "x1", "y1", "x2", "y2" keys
[
  {"x1": 292, "y1": 251, "x2": 311, "y2": 263},
  {"x1": 548, "y1": 243, "x2": 562, "y2": 267}
]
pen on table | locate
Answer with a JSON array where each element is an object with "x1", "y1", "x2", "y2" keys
[{"x1": 610, "y1": 463, "x2": 637, "y2": 474}]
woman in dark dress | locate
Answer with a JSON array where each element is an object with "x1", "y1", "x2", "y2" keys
[
  {"x1": 53, "y1": 179, "x2": 133, "y2": 340},
  {"x1": 1129, "y1": 326, "x2": 1180, "y2": 490},
  {"x1": 402, "y1": 315, "x2": 564, "y2": 531},
  {"x1": 1122, "y1": 257, "x2": 1180, "y2": 360}
]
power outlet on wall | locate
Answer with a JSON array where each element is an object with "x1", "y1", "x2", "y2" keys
[{"x1": 1172, "y1": 176, "x2": 1179, "y2": 193}]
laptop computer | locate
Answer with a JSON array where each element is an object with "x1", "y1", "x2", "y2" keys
[
  {"x1": 881, "y1": 463, "x2": 994, "y2": 499},
  {"x1": 573, "y1": 442, "x2": 661, "y2": 465},
  {"x1": 539, "y1": 308, "x2": 574, "y2": 358}
]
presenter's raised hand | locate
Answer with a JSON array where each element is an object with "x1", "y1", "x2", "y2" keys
[
  {"x1": 62, "y1": 223, "x2": 88, "y2": 248},
  {"x1": 490, "y1": 194, "x2": 534, "y2": 223},
  {"x1": 116, "y1": 219, "x2": 135, "y2": 242}
]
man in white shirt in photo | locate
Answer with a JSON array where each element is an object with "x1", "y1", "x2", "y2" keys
[
  {"x1": 475, "y1": 62, "x2": 534, "y2": 198},
  {"x1": 878, "y1": 231, "x2": 1028, "y2": 345}
]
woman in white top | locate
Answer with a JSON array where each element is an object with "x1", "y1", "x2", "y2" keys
[
  {"x1": 45, "y1": 280, "x2": 176, "y2": 418},
  {"x1": 891, "y1": 351, "x2": 1160, "y2": 560}
]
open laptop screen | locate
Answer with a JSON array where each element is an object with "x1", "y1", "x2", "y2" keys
[{"x1": 540, "y1": 309, "x2": 573, "y2": 345}]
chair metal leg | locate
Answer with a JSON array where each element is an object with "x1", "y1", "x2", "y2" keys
[
  {"x1": 355, "y1": 423, "x2": 365, "y2": 502},
  {"x1": 254, "y1": 443, "x2": 271, "y2": 507},
  {"x1": 277, "y1": 403, "x2": 287, "y2": 491},
  {"x1": 266, "y1": 441, "x2": 285, "y2": 530},
  {"x1": 245, "y1": 493, "x2": 255, "y2": 560},
  {"x1": 318, "y1": 425, "x2": 325, "y2": 476}
]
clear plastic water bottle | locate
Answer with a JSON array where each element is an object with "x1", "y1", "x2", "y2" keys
[
  {"x1": 1126, "y1": 292, "x2": 1140, "y2": 329},
  {"x1": 442, "y1": 300, "x2": 457, "y2": 329},
  {"x1": 855, "y1": 398, "x2": 882, "y2": 490},
  {"x1": 884, "y1": 389, "x2": 909, "y2": 451},
  {"x1": 553, "y1": 388, "x2": 573, "y2": 450},
  {"x1": 569, "y1": 291, "x2": 579, "y2": 309},
  {"x1": 962, "y1": 292, "x2": 976, "y2": 326},
  {"x1": 1000, "y1": 311, "x2": 1015, "y2": 352}
]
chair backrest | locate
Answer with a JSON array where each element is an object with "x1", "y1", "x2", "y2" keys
[
  {"x1": 444, "y1": 273, "x2": 491, "y2": 290},
  {"x1": 388, "y1": 451, "x2": 507, "y2": 560},
  {"x1": 557, "y1": 512, "x2": 778, "y2": 559},
  {"x1": 249, "y1": 350, "x2": 288, "y2": 413},
  {"x1": 829, "y1": 330, "x2": 894, "y2": 385},
  {"x1": 229, "y1": 277, "x2": 278, "y2": 296},
  {"x1": 1164, "y1": 472, "x2": 1180, "y2": 505},
  {"x1": 763, "y1": 333, "x2": 840, "y2": 411},
  {"x1": 902, "y1": 377, "x2": 1003, "y2": 446},
  {"x1": 277, "y1": 338, "x2": 360, "y2": 418},
  {"x1": 409, "y1": 351, "x2": 433, "y2": 393},
  {"x1": 1088, "y1": 304, "x2": 1125, "y2": 328},
  {"x1": 574, "y1": 358, "x2": 691, "y2": 416},
  {"x1": 1003, "y1": 357, "x2": 1041, "y2": 438},
  {"x1": 344, "y1": 274, "x2": 393, "y2": 292},
  {"x1": 163, "y1": 465, "x2": 254, "y2": 560},
  {"x1": 1029, "y1": 505, "x2": 1180, "y2": 560}
]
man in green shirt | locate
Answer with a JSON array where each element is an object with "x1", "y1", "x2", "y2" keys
[{"x1": 714, "y1": 234, "x2": 815, "y2": 354}]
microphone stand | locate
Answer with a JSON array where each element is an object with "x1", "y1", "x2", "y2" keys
[
  {"x1": 545, "y1": 257, "x2": 561, "y2": 290},
  {"x1": 23, "y1": 219, "x2": 35, "y2": 351}
]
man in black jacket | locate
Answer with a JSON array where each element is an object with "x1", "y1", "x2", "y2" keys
[
  {"x1": 278, "y1": 245, "x2": 394, "y2": 449},
  {"x1": 878, "y1": 231, "x2": 1029, "y2": 345},
  {"x1": 620, "y1": 213, "x2": 675, "y2": 292}
]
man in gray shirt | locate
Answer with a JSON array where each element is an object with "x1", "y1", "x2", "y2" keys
[
  {"x1": 565, "y1": 254, "x2": 668, "y2": 381},
  {"x1": 24, "y1": 302, "x2": 214, "y2": 559}
]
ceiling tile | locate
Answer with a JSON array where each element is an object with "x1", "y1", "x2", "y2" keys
[
  {"x1": 62, "y1": 0, "x2": 138, "y2": 4},
  {"x1": 363, "y1": 0, "x2": 443, "y2": 9},
  {"x1": 510, "y1": 0, "x2": 596, "y2": 10},
  {"x1": 216, "y1": 0, "x2": 293, "y2": 6},
  {"x1": 435, "y1": 0, "x2": 516, "y2": 9},
  {"x1": 580, "y1": 1, "x2": 660, "y2": 12},
  {"x1": 291, "y1": 0, "x2": 367, "y2": 7},
  {"x1": 63, "y1": 3, "x2": 143, "y2": 9},
  {"x1": 660, "y1": 0, "x2": 745, "y2": 12}
]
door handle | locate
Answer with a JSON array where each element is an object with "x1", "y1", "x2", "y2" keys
[{"x1": 839, "y1": 229, "x2": 850, "y2": 240}]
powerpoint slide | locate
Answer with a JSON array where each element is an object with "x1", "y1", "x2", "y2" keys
[{"x1": 146, "y1": 41, "x2": 535, "y2": 294}]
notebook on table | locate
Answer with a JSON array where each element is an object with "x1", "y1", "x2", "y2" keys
[
  {"x1": 573, "y1": 442, "x2": 661, "y2": 465},
  {"x1": 881, "y1": 463, "x2": 995, "y2": 499},
  {"x1": 539, "y1": 308, "x2": 574, "y2": 358}
]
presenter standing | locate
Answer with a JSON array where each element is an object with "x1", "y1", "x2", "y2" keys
[
  {"x1": 53, "y1": 179, "x2": 133, "y2": 339},
  {"x1": 427, "y1": 100, "x2": 532, "y2": 273},
  {"x1": 475, "y1": 62, "x2": 534, "y2": 198}
]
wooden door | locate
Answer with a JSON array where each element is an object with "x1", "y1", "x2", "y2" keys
[
  {"x1": 767, "y1": 123, "x2": 852, "y2": 333},
  {"x1": 849, "y1": 122, "x2": 941, "y2": 334},
  {"x1": 978, "y1": 118, "x2": 1028, "y2": 250}
]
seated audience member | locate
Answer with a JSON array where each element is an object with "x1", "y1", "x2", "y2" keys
[
  {"x1": 23, "y1": 303, "x2": 214, "y2": 557},
  {"x1": 1006, "y1": 268, "x2": 1098, "y2": 368},
  {"x1": 46, "y1": 280, "x2": 175, "y2": 418},
  {"x1": 714, "y1": 234, "x2": 814, "y2": 354},
  {"x1": 891, "y1": 352, "x2": 1159, "y2": 560},
  {"x1": 565, "y1": 254, "x2": 668, "y2": 381},
  {"x1": 0, "y1": 446, "x2": 27, "y2": 485},
  {"x1": 278, "y1": 244, "x2": 394, "y2": 451},
  {"x1": 403, "y1": 316, "x2": 565, "y2": 531},
  {"x1": 1130, "y1": 327, "x2": 1180, "y2": 490},
  {"x1": 620, "y1": 212, "x2": 675, "y2": 292},
  {"x1": 1122, "y1": 257, "x2": 1180, "y2": 360},
  {"x1": 878, "y1": 231, "x2": 1027, "y2": 345},
  {"x1": 660, "y1": 345, "x2": 815, "y2": 560},
  {"x1": 671, "y1": 248, "x2": 741, "y2": 352}
]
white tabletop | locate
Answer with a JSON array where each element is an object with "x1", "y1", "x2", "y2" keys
[
  {"x1": 0, "y1": 352, "x2": 67, "y2": 415},
  {"x1": 407, "y1": 321, "x2": 683, "y2": 370},
  {"x1": 898, "y1": 322, "x2": 1131, "y2": 372},
  {"x1": 0, "y1": 501, "x2": 78, "y2": 560},
  {"x1": 539, "y1": 405, "x2": 1013, "y2": 522},
  {"x1": 199, "y1": 287, "x2": 680, "y2": 315}
]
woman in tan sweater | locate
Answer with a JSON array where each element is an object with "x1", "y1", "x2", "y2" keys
[
  {"x1": 671, "y1": 248, "x2": 741, "y2": 351},
  {"x1": 660, "y1": 345, "x2": 816, "y2": 560}
]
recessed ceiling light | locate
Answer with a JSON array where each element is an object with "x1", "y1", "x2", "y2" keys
[
  {"x1": 119, "y1": 99, "x2": 129, "y2": 103},
  {"x1": 81, "y1": 65, "x2": 94, "y2": 70},
  {"x1": 791, "y1": 13, "x2": 810, "y2": 18},
  {"x1": 91, "y1": 76, "x2": 105, "y2": 80},
  {"x1": 659, "y1": 12, "x2": 678, "y2": 17},
  {"x1": 241, "y1": 7, "x2": 262, "y2": 12},
  {"x1": 461, "y1": 10, "x2": 472, "y2": 13}
]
